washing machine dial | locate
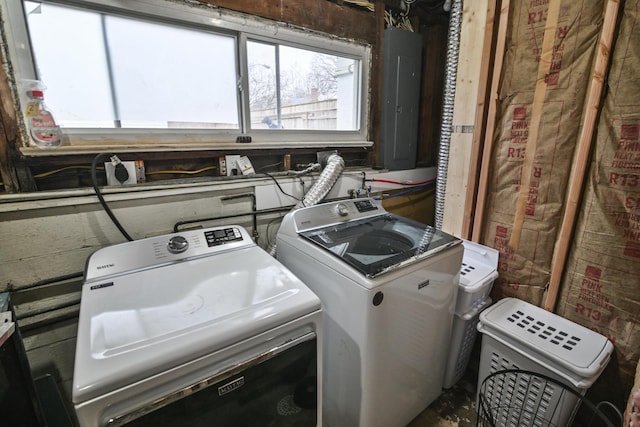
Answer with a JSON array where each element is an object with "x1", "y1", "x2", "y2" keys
[
  {"x1": 167, "y1": 235, "x2": 189, "y2": 254},
  {"x1": 335, "y1": 203, "x2": 349, "y2": 217}
]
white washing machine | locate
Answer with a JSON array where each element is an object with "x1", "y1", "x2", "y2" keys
[
  {"x1": 276, "y1": 198, "x2": 463, "y2": 427},
  {"x1": 73, "y1": 225, "x2": 322, "y2": 426}
]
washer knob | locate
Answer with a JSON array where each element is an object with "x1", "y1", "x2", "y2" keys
[
  {"x1": 335, "y1": 203, "x2": 349, "y2": 217},
  {"x1": 167, "y1": 236, "x2": 189, "y2": 254}
]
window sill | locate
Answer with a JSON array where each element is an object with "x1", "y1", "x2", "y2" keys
[{"x1": 20, "y1": 140, "x2": 374, "y2": 157}]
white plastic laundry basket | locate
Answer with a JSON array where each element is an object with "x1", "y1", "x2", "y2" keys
[
  {"x1": 443, "y1": 297, "x2": 491, "y2": 389},
  {"x1": 476, "y1": 298, "x2": 614, "y2": 427},
  {"x1": 456, "y1": 241, "x2": 499, "y2": 314}
]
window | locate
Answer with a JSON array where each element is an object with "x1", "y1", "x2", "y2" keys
[
  {"x1": 247, "y1": 41, "x2": 360, "y2": 131},
  {"x1": 24, "y1": 2, "x2": 239, "y2": 130},
  {"x1": 1, "y1": 0, "x2": 371, "y2": 150}
]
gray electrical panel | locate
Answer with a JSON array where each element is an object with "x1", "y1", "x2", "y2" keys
[{"x1": 380, "y1": 27, "x2": 423, "y2": 170}]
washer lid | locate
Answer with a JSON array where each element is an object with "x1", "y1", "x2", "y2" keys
[
  {"x1": 72, "y1": 245, "x2": 320, "y2": 404},
  {"x1": 300, "y1": 214, "x2": 460, "y2": 277}
]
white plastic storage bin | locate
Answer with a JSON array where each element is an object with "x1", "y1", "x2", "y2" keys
[
  {"x1": 443, "y1": 297, "x2": 491, "y2": 389},
  {"x1": 456, "y1": 241, "x2": 499, "y2": 315},
  {"x1": 476, "y1": 298, "x2": 614, "y2": 427}
]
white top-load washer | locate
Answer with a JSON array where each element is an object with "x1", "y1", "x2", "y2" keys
[
  {"x1": 73, "y1": 225, "x2": 322, "y2": 426},
  {"x1": 276, "y1": 198, "x2": 463, "y2": 427}
]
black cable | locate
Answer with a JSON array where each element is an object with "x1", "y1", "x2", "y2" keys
[
  {"x1": 173, "y1": 205, "x2": 294, "y2": 232},
  {"x1": 257, "y1": 161, "x2": 283, "y2": 171},
  {"x1": 92, "y1": 153, "x2": 134, "y2": 241},
  {"x1": 373, "y1": 183, "x2": 435, "y2": 200},
  {"x1": 262, "y1": 172, "x2": 302, "y2": 201}
]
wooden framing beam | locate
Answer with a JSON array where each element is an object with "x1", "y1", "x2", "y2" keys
[
  {"x1": 544, "y1": 0, "x2": 621, "y2": 311},
  {"x1": 460, "y1": 0, "x2": 499, "y2": 240},
  {"x1": 472, "y1": 0, "x2": 510, "y2": 242},
  {"x1": 508, "y1": 0, "x2": 562, "y2": 249},
  {"x1": 368, "y1": 0, "x2": 386, "y2": 167},
  {"x1": 195, "y1": 0, "x2": 377, "y2": 44}
]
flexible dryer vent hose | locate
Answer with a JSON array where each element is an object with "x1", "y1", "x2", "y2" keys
[
  {"x1": 435, "y1": 0, "x2": 463, "y2": 230},
  {"x1": 295, "y1": 153, "x2": 345, "y2": 209},
  {"x1": 268, "y1": 153, "x2": 345, "y2": 256}
]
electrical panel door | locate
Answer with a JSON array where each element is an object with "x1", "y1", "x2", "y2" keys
[{"x1": 380, "y1": 27, "x2": 423, "y2": 170}]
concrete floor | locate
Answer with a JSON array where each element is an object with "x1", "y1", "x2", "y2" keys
[
  {"x1": 407, "y1": 343, "x2": 481, "y2": 427},
  {"x1": 408, "y1": 378, "x2": 478, "y2": 427}
]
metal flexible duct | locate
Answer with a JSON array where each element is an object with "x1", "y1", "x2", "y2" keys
[
  {"x1": 294, "y1": 153, "x2": 345, "y2": 209},
  {"x1": 268, "y1": 153, "x2": 345, "y2": 256},
  {"x1": 291, "y1": 163, "x2": 321, "y2": 177},
  {"x1": 435, "y1": 0, "x2": 463, "y2": 230}
]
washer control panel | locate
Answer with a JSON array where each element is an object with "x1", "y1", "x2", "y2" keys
[
  {"x1": 167, "y1": 235, "x2": 189, "y2": 253},
  {"x1": 204, "y1": 227, "x2": 243, "y2": 246},
  {"x1": 291, "y1": 198, "x2": 382, "y2": 232},
  {"x1": 353, "y1": 199, "x2": 378, "y2": 213},
  {"x1": 84, "y1": 225, "x2": 252, "y2": 282},
  {"x1": 334, "y1": 203, "x2": 349, "y2": 217}
]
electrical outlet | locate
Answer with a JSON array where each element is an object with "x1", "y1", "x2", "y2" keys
[
  {"x1": 225, "y1": 155, "x2": 241, "y2": 176},
  {"x1": 218, "y1": 157, "x2": 227, "y2": 176},
  {"x1": 134, "y1": 160, "x2": 146, "y2": 183},
  {"x1": 105, "y1": 161, "x2": 138, "y2": 186}
]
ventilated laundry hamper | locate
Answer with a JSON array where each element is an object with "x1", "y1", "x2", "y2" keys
[
  {"x1": 476, "y1": 298, "x2": 614, "y2": 427},
  {"x1": 454, "y1": 241, "x2": 499, "y2": 314},
  {"x1": 444, "y1": 297, "x2": 492, "y2": 389},
  {"x1": 476, "y1": 369, "x2": 620, "y2": 427},
  {"x1": 443, "y1": 241, "x2": 498, "y2": 389}
]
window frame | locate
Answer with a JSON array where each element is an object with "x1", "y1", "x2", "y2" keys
[{"x1": 1, "y1": 0, "x2": 372, "y2": 155}]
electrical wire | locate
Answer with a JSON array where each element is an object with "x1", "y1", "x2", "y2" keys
[
  {"x1": 173, "y1": 204, "x2": 294, "y2": 232},
  {"x1": 1, "y1": 165, "x2": 104, "y2": 187},
  {"x1": 594, "y1": 401, "x2": 623, "y2": 425},
  {"x1": 2, "y1": 165, "x2": 218, "y2": 189},
  {"x1": 262, "y1": 172, "x2": 302, "y2": 201},
  {"x1": 342, "y1": 0, "x2": 375, "y2": 12},
  {"x1": 367, "y1": 177, "x2": 437, "y2": 186},
  {"x1": 28, "y1": 164, "x2": 217, "y2": 180},
  {"x1": 34, "y1": 165, "x2": 100, "y2": 178},
  {"x1": 146, "y1": 166, "x2": 217, "y2": 176},
  {"x1": 399, "y1": 2, "x2": 414, "y2": 31},
  {"x1": 384, "y1": 5, "x2": 414, "y2": 32},
  {"x1": 91, "y1": 153, "x2": 134, "y2": 241},
  {"x1": 258, "y1": 161, "x2": 284, "y2": 171},
  {"x1": 373, "y1": 182, "x2": 435, "y2": 200}
]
